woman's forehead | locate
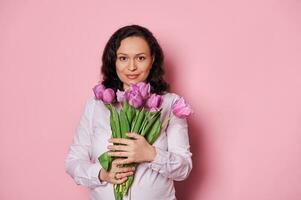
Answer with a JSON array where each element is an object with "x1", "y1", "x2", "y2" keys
[{"x1": 117, "y1": 36, "x2": 151, "y2": 54}]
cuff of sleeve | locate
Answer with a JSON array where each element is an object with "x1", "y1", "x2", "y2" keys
[
  {"x1": 148, "y1": 147, "x2": 169, "y2": 172},
  {"x1": 90, "y1": 162, "x2": 108, "y2": 187}
]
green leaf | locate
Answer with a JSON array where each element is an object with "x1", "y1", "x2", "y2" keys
[
  {"x1": 120, "y1": 109, "x2": 130, "y2": 138},
  {"x1": 120, "y1": 163, "x2": 137, "y2": 195},
  {"x1": 126, "y1": 105, "x2": 135, "y2": 125},
  {"x1": 139, "y1": 112, "x2": 150, "y2": 134},
  {"x1": 146, "y1": 116, "x2": 161, "y2": 144},
  {"x1": 114, "y1": 184, "x2": 123, "y2": 200},
  {"x1": 123, "y1": 175, "x2": 134, "y2": 195},
  {"x1": 131, "y1": 108, "x2": 145, "y2": 133},
  {"x1": 98, "y1": 152, "x2": 112, "y2": 171},
  {"x1": 141, "y1": 111, "x2": 161, "y2": 137},
  {"x1": 122, "y1": 100, "x2": 128, "y2": 113},
  {"x1": 107, "y1": 105, "x2": 117, "y2": 138},
  {"x1": 110, "y1": 105, "x2": 121, "y2": 138}
]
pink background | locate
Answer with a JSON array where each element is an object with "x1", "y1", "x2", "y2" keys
[{"x1": 1, "y1": 0, "x2": 301, "y2": 199}]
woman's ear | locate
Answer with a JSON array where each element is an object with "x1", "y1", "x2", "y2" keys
[{"x1": 152, "y1": 56, "x2": 155, "y2": 64}]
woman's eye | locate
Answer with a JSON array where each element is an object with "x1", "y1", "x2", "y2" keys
[
  {"x1": 119, "y1": 56, "x2": 127, "y2": 61},
  {"x1": 137, "y1": 56, "x2": 145, "y2": 61}
]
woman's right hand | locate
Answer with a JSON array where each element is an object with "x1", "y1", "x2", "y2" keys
[{"x1": 99, "y1": 158, "x2": 135, "y2": 184}]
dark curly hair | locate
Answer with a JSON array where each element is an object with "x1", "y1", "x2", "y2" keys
[{"x1": 100, "y1": 24, "x2": 169, "y2": 95}]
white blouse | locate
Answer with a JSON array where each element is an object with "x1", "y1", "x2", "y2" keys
[{"x1": 65, "y1": 92, "x2": 192, "y2": 200}]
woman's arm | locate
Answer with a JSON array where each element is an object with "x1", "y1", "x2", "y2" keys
[
  {"x1": 64, "y1": 98, "x2": 107, "y2": 189},
  {"x1": 147, "y1": 112, "x2": 193, "y2": 181}
]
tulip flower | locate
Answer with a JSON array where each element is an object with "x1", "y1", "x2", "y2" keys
[
  {"x1": 125, "y1": 85, "x2": 144, "y2": 108},
  {"x1": 102, "y1": 88, "x2": 115, "y2": 104},
  {"x1": 116, "y1": 89, "x2": 125, "y2": 103},
  {"x1": 93, "y1": 83, "x2": 105, "y2": 100},
  {"x1": 136, "y1": 82, "x2": 150, "y2": 100},
  {"x1": 171, "y1": 97, "x2": 193, "y2": 118},
  {"x1": 145, "y1": 94, "x2": 163, "y2": 112}
]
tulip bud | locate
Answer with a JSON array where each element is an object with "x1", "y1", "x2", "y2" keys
[
  {"x1": 117, "y1": 89, "x2": 125, "y2": 103},
  {"x1": 171, "y1": 97, "x2": 193, "y2": 118},
  {"x1": 125, "y1": 85, "x2": 143, "y2": 108},
  {"x1": 136, "y1": 82, "x2": 151, "y2": 100},
  {"x1": 102, "y1": 88, "x2": 115, "y2": 104},
  {"x1": 92, "y1": 83, "x2": 105, "y2": 100},
  {"x1": 146, "y1": 94, "x2": 163, "y2": 111}
]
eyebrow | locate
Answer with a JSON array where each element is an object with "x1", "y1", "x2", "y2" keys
[{"x1": 117, "y1": 53, "x2": 146, "y2": 56}]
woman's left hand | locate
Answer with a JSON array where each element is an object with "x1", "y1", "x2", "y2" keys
[{"x1": 107, "y1": 132, "x2": 157, "y2": 165}]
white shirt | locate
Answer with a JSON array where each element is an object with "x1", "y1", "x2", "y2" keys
[{"x1": 65, "y1": 92, "x2": 192, "y2": 200}]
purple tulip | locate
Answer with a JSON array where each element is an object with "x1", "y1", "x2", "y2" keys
[
  {"x1": 136, "y1": 82, "x2": 150, "y2": 100},
  {"x1": 93, "y1": 83, "x2": 105, "y2": 100},
  {"x1": 146, "y1": 94, "x2": 163, "y2": 112},
  {"x1": 102, "y1": 88, "x2": 115, "y2": 104},
  {"x1": 116, "y1": 89, "x2": 125, "y2": 103},
  {"x1": 171, "y1": 97, "x2": 193, "y2": 118},
  {"x1": 125, "y1": 85, "x2": 143, "y2": 108}
]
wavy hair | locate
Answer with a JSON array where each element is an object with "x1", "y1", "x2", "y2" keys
[{"x1": 100, "y1": 24, "x2": 169, "y2": 95}]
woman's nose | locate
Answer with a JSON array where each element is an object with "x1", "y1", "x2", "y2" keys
[{"x1": 128, "y1": 59, "x2": 137, "y2": 71}]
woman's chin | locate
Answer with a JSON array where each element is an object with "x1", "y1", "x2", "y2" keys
[{"x1": 128, "y1": 79, "x2": 140, "y2": 85}]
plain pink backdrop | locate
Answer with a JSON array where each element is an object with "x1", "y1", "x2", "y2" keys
[{"x1": 1, "y1": 0, "x2": 301, "y2": 200}]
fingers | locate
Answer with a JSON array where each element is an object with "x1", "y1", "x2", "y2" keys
[
  {"x1": 111, "y1": 158, "x2": 135, "y2": 172},
  {"x1": 109, "y1": 161, "x2": 135, "y2": 184},
  {"x1": 108, "y1": 132, "x2": 142, "y2": 144},
  {"x1": 108, "y1": 151, "x2": 128, "y2": 158},
  {"x1": 108, "y1": 138, "x2": 133, "y2": 145},
  {"x1": 113, "y1": 177, "x2": 128, "y2": 184},
  {"x1": 103, "y1": 157, "x2": 136, "y2": 184},
  {"x1": 112, "y1": 164, "x2": 135, "y2": 173},
  {"x1": 107, "y1": 144, "x2": 130, "y2": 152},
  {"x1": 113, "y1": 158, "x2": 132, "y2": 165},
  {"x1": 107, "y1": 170, "x2": 127, "y2": 184},
  {"x1": 126, "y1": 132, "x2": 142, "y2": 139},
  {"x1": 115, "y1": 171, "x2": 134, "y2": 179},
  {"x1": 116, "y1": 166, "x2": 135, "y2": 173},
  {"x1": 111, "y1": 158, "x2": 124, "y2": 168}
]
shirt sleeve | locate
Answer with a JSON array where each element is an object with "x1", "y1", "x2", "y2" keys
[
  {"x1": 147, "y1": 95, "x2": 193, "y2": 181},
  {"x1": 64, "y1": 98, "x2": 108, "y2": 189}
]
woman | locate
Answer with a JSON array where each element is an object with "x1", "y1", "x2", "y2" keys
[{"x1": 65, "y1": 24, "x2": 192, "y2": 200}]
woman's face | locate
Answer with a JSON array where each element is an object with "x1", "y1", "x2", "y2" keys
[{"x1": 116, "y1": 36, "x2": 154, "y2": 91}]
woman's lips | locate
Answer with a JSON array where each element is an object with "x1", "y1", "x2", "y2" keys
[{"x1": 127, "y1": 74, "x2": 139, "y2": 80}]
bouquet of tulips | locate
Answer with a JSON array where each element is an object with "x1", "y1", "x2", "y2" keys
[{"x1": 93, "y1": 82, "x2": 193, "y2": 200}]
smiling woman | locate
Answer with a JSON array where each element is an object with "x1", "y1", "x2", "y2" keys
[
  {"x1": 100, "y1": 25, "x2": 169, "y2": 97},
  {"x1": 64, "y1": 24, "x2": 192, "y2": 200},
  {"x1": 115, "y1": 36, "x2": 155, "y2": 90}
]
